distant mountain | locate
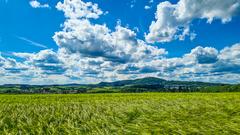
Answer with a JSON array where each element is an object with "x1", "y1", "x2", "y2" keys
[
  {"x1": 0, "y1": 77, "x2": 223, "y2": 88},
  {"x1": 98, "y1": 77, "x2": 222, "y2": 87},
  {"x1": 2, "y1": 84, "x2": 30, "y2": 87},
  {"x1": 0, "y1": 77, "x2": 232, "y2": 94},
  {"x1": 98, "y1": 77, "x2": 166, "y2": 86}
]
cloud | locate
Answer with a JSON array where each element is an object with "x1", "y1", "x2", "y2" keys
[
  {"x1": 0, "y1": 53, "x2": 6, "y2": 67},
  {"x1": 14, "y1": 50, "x2": 66, "y2": 75},
  {"x1": 53, "y1": 0, "x2": 167, "y2": 63},
  {"x1": 0, "y1": 52, "x2": 29, "y2": 76},
  {"x1": 53, "y1": 19, "x2": 166, "y2": 63},
  {"x1": 218, "y1": 43, "x2": 240, "y2": 61},
  {"x1": 145, "y1": 0, "x2": 240, "y2": 43},
  {"x1": 115, "y1": 43, "x2": 240, "y2": 83},
  {"x1": 56, "y1": 0, "x2": 103, "y2": 19},
  {"x1": 1, "y1": 51, "x2": 73, "y2": 85},
  {"x1": 1, "y1": 0, "x2": 240, "y2": 84},
  {"x1": 212, "y1": 43, "x2": 240, "y2": 74},
  {"x1": 4, "y1": 41, "x2": 240, "y2": 84},
  {"x1": 29, "y1": 0, "x2": 50, "y2": 8},
  {"x1": 164, "y1": 43, "x2": 240, "y2": 83},
  {"x1": 17, "y1": 36, "x2": 48, "y2": 49},
  {"x1": 185, "y1": 46, "x2": 219, "y2": 64},
  {"x1": 144, "y1": 6, "x2": 151, "y2": 10}
]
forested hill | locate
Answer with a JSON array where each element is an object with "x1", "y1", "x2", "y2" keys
[
  {"x1": 98, "y1": 77, "x2": 221, "y2": 87},
  {"x1": 0, "y1": 77, "x2": 235, "y2": 93}
]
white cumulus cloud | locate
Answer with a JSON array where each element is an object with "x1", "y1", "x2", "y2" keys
[
  {"x1": 29, "y1": 0, "x2": 50, "y2": 8},
  {"x1": 56, "y1": 0, "x2": 103, "y2": 19},
  {"x1": 53, "y1": 0, "x2": 167, "y2": 63},
  {"x1": 145, "y1": 0, "x2": 240, "y2": 43}
]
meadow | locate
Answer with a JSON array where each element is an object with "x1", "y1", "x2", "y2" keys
[{"x1": 0, "y1": 93, "x2": 240, "y2": 134}]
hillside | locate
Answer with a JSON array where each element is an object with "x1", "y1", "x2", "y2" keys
[
  {"x1": 0, "y1": 77, "x2": 230, "y2": 94},
  {"x1": 98, "y1": 77, "x2": 221, "y2": 87},
  {"x1": 98, "y1": 77, "x2": 166, "y2": 86}
]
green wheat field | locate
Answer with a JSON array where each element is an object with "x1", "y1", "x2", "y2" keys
[{"x1": 0, "y1": 93, "x2": 240, "y2": 134}]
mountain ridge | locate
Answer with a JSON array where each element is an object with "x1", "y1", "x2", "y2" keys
[
  {"x1": 98, "y1": 77, "x2": 223, "y2": 87},
  {"x1": 1, "y1": 77, "x2": 224, "y2": 87}
]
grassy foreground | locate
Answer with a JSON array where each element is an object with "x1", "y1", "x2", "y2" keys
[{"x1": 0, "y1": 93, "x2": 240, "y2": 134}]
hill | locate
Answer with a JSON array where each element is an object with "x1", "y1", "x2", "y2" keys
[
  {"x1": 0, "y1": 77, "x2": 236, "y2": 94},
  {"x1": 98, "y1": 77, "x2": 166, "y2": 86},
  {"x1": 98, "y1": 77, "x2": 221, "y2": 87}
]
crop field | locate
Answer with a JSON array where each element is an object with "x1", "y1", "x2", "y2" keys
[{"x1": 0, "y1": 93, "x2": 240, "y2": 134}]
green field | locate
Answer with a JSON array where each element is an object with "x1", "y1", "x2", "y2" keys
[{"x1": 0, "y1": 93, "x2": 240, "y2": 134}]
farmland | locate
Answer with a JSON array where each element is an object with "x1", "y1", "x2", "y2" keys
[{"x1": 0, "y1": 93, "x2": 240, "y2": 134}]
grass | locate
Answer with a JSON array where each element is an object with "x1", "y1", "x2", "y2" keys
[{"x1": 0, "y1": 93, "x2": 240, "y2": 134}]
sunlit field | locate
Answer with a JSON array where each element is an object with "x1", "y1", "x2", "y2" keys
[{"x1": 0, "y1": 93, "x2": 240, "y2": 134}]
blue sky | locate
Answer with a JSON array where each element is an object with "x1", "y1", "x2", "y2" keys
[{"x1": 0, "y1": 0, "x2": 240, "y2": 84}]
